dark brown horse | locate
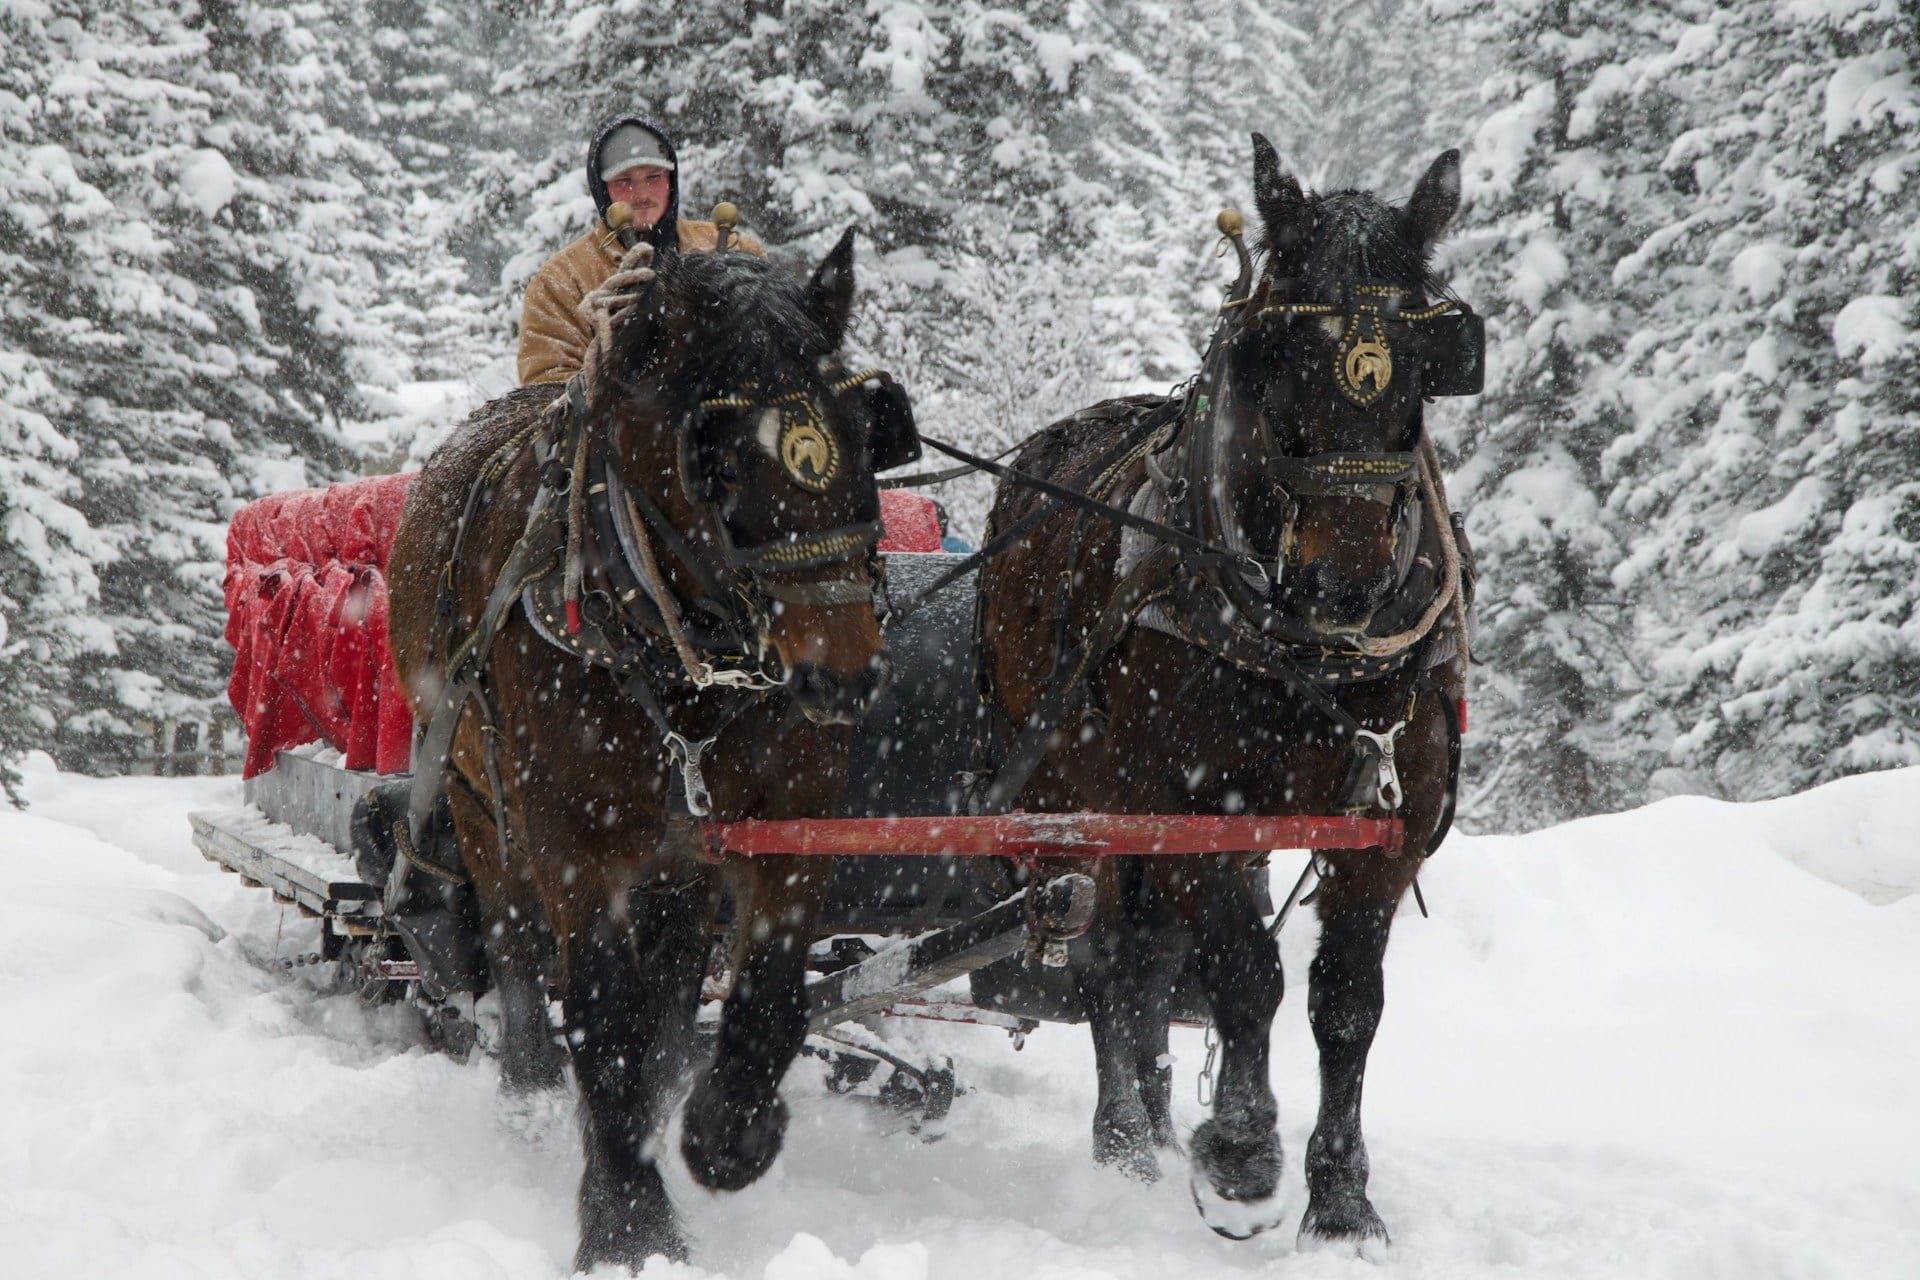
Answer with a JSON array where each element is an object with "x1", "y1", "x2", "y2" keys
[
  {"x1": 386, "y1": 235, "x2": 910, "y2": 1269},
  {"x1": 978, "y1": 138, "x2": 1475, "y2": 1247}
]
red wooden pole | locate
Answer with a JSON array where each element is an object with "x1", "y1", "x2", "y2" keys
[{"x1": 712, "y1": 812, "x2": 1403, "y2": 858}]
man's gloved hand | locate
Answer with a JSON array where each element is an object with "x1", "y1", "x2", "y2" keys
[{"x1": 579, "y1": 242, "x2": 657, "y2": 326}]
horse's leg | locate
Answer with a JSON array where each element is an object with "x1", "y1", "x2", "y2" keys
[
  {"x1": 1299, "y1": 854, "x2": 1412, "y2": 1246},
  {"x1": 556, "y1": 867, "x2": 714, "y2": 1271},
  {"x1": 1179, "y1": 854, "x2": 1288, "y2": 1239},
  {"x1": 1075, "y1": 856, "x2": 1163, "y2": 1180},
  {"x1": 680, "y1": 854, "x2": 829, "y2": 1191},
  {"x1": 486, "y1": 911, "x2": 561, "y2": 1091},
  {"x1": 445, "y1": 785, "x2": 562, "y2": 1092},
  {"x1": 1129, "y1": 903, "x2": 1189, "y2": 1151}
]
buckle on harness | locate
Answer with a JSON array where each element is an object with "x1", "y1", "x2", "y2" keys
[
  {"x1": 1352, "y1": 719, "x2": 1407, "y2": 812},
  {"x1": 693, "y1": 661, "x2": 781, "y2": 691},
  {"x1": 664, "y1": 731, "x2": 716, "y2": 818}
]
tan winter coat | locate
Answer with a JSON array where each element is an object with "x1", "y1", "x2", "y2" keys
[{"x1": 516, "y1": 218, "x2": 765, "y2": 385}]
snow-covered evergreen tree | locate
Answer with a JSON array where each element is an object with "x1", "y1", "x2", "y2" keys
[
  {"x1": 0, "y1": 0, "x2": 368, "y2": 773},
  {"x1": 1416, "y1": 0, "x2": 1662, "y2": 828},
  {"x1": 1426, "y1": 0, "x2": 1917, "y2": 826},
  {"x1": 1295, "y1": 0, "x2": 1494, "y2": 189},
  {"x1": 0, "y1": 9, "x2": 115, "y2": 795},
  {"x1": 1074, "y1": 0, "x2": 1318, "y2": 383},
  {"x1": 1604, "y1": 0, "x2": 1920, "y2": 799},
  {"x1": 326, "y1": 0, "x2": 533, "y2": 383}
]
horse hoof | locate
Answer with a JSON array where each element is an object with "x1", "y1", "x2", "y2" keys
[
  {"x1": 575, "y1": 1236, "x2": 688, "y2": 1273},
  {"x1": 499, "y1": 1043, "x2": 568, "y2": 1095},
  {"x1": 1189, "y1": 1169, "x2": 1288, "y2": 1240},
  {"x1": 681, "y1": 1094, "x2": 789, "y2": 1191},
  {"x1": 574, "y1": 1206, "x2": 688, "y2": 1271},
  {"x1": 1093, "y1": 1104, "x2": 1162, "y2": 1182},
  {"x1": 1299, "y1": 1193, "x2": 1390, "y2": 1251},
  {"x1": 1095, "y1": 1136, "x2": 1162, "y2": 1183},
  {"x1": 1188, "y1": 1118, "x2": 1284, "y2": 1238}
]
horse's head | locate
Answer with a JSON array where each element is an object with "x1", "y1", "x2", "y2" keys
[
  {"x1": 1214, "y1": 136, "x2": 1466, "y2": 638},
  {"x1": 602, "y1": 233, "x2": 913, "y2": 724}
]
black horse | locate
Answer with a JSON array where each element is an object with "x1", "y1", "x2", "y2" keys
[
  {"x1": 979, "y1": 137, "x2": 1476, "y2": 1246},
  {"x1": 387, "y1": 234, "x2": 915, "y2": 1269}
]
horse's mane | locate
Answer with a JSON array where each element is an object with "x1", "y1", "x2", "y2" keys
[
  {"x1": 1266, "y1": 189, "x2": 1439, "y2": 299},
  {"x1": 627, "y1": 249, "x2": 839, "y2": 394}
]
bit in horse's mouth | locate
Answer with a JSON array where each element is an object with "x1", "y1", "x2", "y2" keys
[
  {"x1": 1306, "y1": 612, "x2": 1374, "y2": 640},
  {"x1": 785, "y1": 654, "x2": 892, "y2": 725}
]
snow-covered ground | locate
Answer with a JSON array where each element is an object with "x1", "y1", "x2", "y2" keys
[{"x1": 3, "y1": 754, "x2": 1917, "y2": 1279}]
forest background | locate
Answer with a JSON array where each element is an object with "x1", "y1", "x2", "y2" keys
[{"x1": 2, "y1": 0, "x2": 1915, "y2": 831}]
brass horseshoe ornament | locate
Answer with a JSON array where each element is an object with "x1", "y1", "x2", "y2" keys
[
  {"x1": 1337, "y1": 316, "x2": 1394, "y2": 406},
  {"x1": 778, "y1": 405, "x2": 840, "y2": 491}
]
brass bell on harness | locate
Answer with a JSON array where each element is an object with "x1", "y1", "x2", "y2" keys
[
  {"x1": 1216, "y1": 207, "x2": 1254, "y2": 306},
  {"x1": 713, "y1": 201, "x2": 739, "y2": 252},
  {"x1": 602, "y1": 200, "x2": 637, "y2": 250}
]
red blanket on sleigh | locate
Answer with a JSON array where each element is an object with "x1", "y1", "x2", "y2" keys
[{"x1": 224, "y1": 476, "x2": 942, "y2": 778}]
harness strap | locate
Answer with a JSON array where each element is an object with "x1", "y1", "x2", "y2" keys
[
  {"x1": 921, "y1": 434, "x2": 1258, "y2": 578},
  {"x1": 607, "y1": 466, "x2": 738, "y2": 623},
  {"x1": 1163, "y1": 579, "x2": 1370, "y2": 738},
  {"x1": 433, "y1": 420, "x2": 548, "y2": 665},
  {"x1": 613, "y1": 472, "x2": 711, "y2": 682},
  {"x1": 975, "y1": 547, "x2": 1180, "y2": 815},
  {"x1": 882, "y1": 435, "x2": 1030, "y2": 489},
  {"x1": 405, "y1": 503, "x2": 559, "y2": 871},
  {"x1": 1415, "y1": 670, "x2": 1464, "y2": 858},
  {"x1": 478, "y1": 712, "x2": 513, "y2": 865},
  {"x1": 1350, "y1": 434, "x2": 1463, "y2": 659},
  {"x1": 563, "y1": 384, "x2": 593, "y2": 633}
]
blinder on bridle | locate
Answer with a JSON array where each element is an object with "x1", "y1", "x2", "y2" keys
[
  {"x1": 861, "y1": 372, "x2": 922, "y2": 472},
  {"x1": 677, "y1": 363, "x2": 921, "y2": 611}
]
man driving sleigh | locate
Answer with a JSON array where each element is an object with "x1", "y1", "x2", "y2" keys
[{"x1": 518, "y1": 114, "x2": 763, "y2": 386}]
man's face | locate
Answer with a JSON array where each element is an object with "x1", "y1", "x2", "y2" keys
[{"x1": 605, "y1": 165, "x2": 671, "y2": 231}]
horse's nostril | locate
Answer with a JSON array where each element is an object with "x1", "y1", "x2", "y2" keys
[
  {"x1": 787, "y1": 655, "x2": 891, "y2": 725},
  {"x1": 1294, "y1": 558, "x2": 1394, "y2": 633}
]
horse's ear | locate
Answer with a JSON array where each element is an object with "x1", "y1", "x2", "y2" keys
[
  {"x1": 808, "y1": 227, "x2": 857, "y2": 346},
  {"x1": 1402, "y1": 148, "x2": 1462, "y2": 250},
  {"x1": 1251, "y1": 132, "x2": 1309, "y2": 255}
]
